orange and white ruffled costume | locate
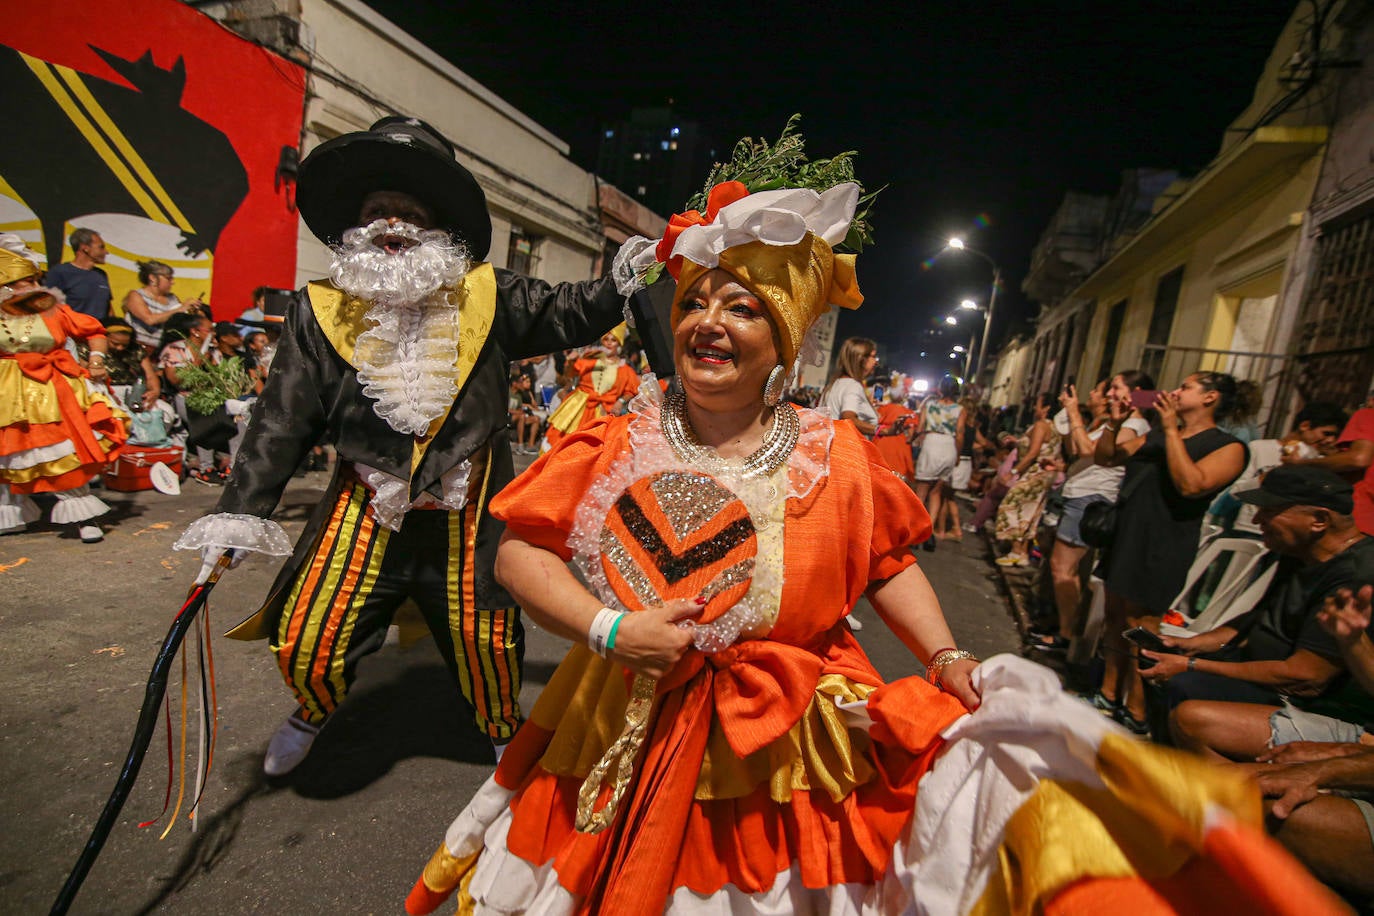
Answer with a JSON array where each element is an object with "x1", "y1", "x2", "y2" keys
[
  {"x1": 407, "y1": 384, "x2": 1344, "y2": 916},
  {"x1": 0, "y1": 303, "x2": 126, "y2": 529}
]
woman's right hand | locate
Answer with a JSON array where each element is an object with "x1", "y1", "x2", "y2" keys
[
  {"x1": 1059, "y1": 384, "x2": 1078, "y2": 413},
  {"x1": 609, "y1": 598, "x2": 702, "y2": 679}
]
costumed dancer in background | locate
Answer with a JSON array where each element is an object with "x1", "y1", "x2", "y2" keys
[
  {"x1": 873, "y1": 386, "x2": 917, "y2": 486},
  {"x1": 407, "y1": 122, "x2": 1341, "y2": 916},
  {"x1": 0, "y1": 234, "x2": 125, "y2": 543},
  {"x1": 173, "y1": 117, "x2": 629, "y2": 776},
  {"x1": 541, "y1": 322, "x2": 640, "y2": 450}
]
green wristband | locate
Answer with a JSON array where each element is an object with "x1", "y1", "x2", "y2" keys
[{"x1": 605, "y1": 612, "x2": 626, "y2": 651}]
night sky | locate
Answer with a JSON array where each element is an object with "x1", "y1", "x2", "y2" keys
[{"x1": 366, "y1": 1, "x2": 1296, "y2": 381}]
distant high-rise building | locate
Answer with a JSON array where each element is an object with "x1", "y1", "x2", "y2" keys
[{"x1": 596, "y1": 108, "x2": 717, "y2": 217}]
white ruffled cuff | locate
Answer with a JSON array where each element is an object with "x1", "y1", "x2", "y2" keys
[
  {"x1": 610, "y1": 235, "x2": 659, "y2": 298},
  {"x1": 669, "y1": 184, "x2": 859, "y2": 269},
  {"x1": 174, "y1": 513, "x2": 293, "y2": 556}
]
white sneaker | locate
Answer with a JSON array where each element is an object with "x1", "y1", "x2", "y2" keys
[
  {"x1": 848, "y1": 615, "x2": 864, "y2": 631},
  {"x1": 264, "y1": 713, "x2": 323, "y2": 776},
  {"x1": 78, "y1": 524, "x2": 103, "y2": 543}
]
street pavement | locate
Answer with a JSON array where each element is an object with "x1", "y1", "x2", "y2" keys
[{"x1": 1, "y1": 462, "x2": 1021, "y2": 914}]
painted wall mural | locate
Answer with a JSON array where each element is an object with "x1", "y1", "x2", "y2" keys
[{"x1": 1, "y1": 0, "x2": 305, "y2": 319}]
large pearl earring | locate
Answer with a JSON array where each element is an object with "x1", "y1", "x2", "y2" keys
[{"x1": 762, "y1": 364, "x2": 786, "y2": 407}]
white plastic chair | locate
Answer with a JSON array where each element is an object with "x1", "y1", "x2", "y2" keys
[
  {"x1": 1166, "y1": 537, "x2": 1269, "y2": 623},
  {"x1": 1158, "y1": 535, "x2": 1273, "y2": 638},
  {"x1": 1070, "y1": 575, "x2": 1108, "y2": 664}
]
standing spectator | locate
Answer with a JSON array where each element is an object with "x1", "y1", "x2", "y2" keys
[
  {"x1": 993, "y1": 393, "x2": 1062, "y2": 567},
  {"x1": 124, "y1": 260, "x2": 200, "y2": 352},
  {"x1": 1035, "y1": 379, "x2": 1150, "y2": 651},
  {"x1": 44, "y1": 227, "x2": 111, "y2": 320},
  {"x1": 936, "y1": 395, "x2": 989, "y2": 541},
  {"x1": 1092, "y1": 371, "x2": 1248, "y2": 733},
  {"x1": 1287, "y1": 391, "x2": 1374, "y2": 537},
  {"x1": 818, "y1": 336, "x2": 878, "y2": 435},
  {"x1": 913, "y1": 377, "x2": 963, "y2": 550}
]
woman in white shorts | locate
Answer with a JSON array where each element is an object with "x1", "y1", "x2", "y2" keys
[{"x1": 914, "y1": 377, "x2": 963, "y2": 550}]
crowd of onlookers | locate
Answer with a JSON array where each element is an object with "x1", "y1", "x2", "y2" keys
[
  {"x1": 41, "y1": 227, "x2": 285, "y2": 485},
  {"x1": 788, "y1": 333, "x2": 1374, "y2": 904}
]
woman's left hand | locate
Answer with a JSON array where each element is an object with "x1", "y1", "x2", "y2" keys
[
  {"x1": 1154, "y1": 390, "x2": 1179, "y2": 426},
  {"x1": 88, "y1": 363, "x2": 107, "y2": 381},
  {"x1": 939, "y1": 658, "x2": 981, "y2": 710}
]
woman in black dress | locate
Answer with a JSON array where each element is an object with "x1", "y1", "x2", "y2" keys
[{"x1": 1092, "y1": 371, "x2": 1248, "y2": 733}]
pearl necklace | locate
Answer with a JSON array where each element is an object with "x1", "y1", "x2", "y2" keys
[{"x1": 661, "y1": 382, "x2": 799, "y2": 479}]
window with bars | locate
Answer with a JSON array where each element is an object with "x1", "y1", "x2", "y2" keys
[
  {"x1": 1283, "y1": 214, "x2": 1374, "y2": 411},
  {"x1": 507, "y1": 226, "x2": 539, "y2": 275}
]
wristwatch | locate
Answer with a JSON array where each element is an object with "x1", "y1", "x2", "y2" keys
[{"x1": 1186, "y1": 657, "x2": 1198, "y2": 672}]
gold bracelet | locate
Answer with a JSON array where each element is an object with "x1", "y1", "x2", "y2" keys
[{"x1": 925, "y1": 648, "x2": 978, "y2": 687}]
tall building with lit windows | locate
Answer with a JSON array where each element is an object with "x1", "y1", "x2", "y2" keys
[{"x1": 596, "y1": 107, "x2": 717, "y2": 218}]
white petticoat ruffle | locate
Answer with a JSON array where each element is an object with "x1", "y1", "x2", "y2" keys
[
  {"x1": 173, "y1": 513, "x2": 293, "y2": 556},
  {"x1": 668, "y1": 184, "x2": 859, "y2": 271},
  {"x1": 0, "y1": 433, "x2": 106, "y2": 470},
  {"x1": 0, "y1": 487, "x2": 41, "y2": 530},
  {"x1": 49, "y1": 488, "x2": 111, "y2": 524}
]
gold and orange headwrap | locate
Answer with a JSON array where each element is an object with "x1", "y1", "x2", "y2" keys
[
  {"x1": 0, "y1": 246, "x2": 42, "y2": 288},
  {"x1": 660, "y1": 182, "x2": 863, "y2": 368}
]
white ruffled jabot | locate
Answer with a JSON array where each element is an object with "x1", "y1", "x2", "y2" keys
[{"x1": 354, "y1": 295, "x2": 462, "y2": 437}]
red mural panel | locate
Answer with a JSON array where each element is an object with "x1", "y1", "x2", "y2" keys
[{"x1": 0, "y1": 0, "x2": 305, "y2": 320}]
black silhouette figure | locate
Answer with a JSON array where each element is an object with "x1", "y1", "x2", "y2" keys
[{"x1": 0, "y1": 44, "x2": 249, "y2": 261}]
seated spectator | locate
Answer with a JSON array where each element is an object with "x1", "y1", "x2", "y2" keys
[
  {"x1": 45, "y1": 227, "x2": 111, "y2": 320},
  {"x1": 102, "y1": 318, "x2": 161, "y2": 412},
  {"x1": 1252, "y1": 578, "x2": 1374, "y2": 906},
  {"x1": 1209, "y1": 401, "x2": 1347, "y2": 533},
  {"x1": 507, "y1": 370, "x2": 541, "y2": 455},
  {"x1": 1288, "y1": 391, "x2": 1374, "y2": 537},
  {"x1": 212, "y1": 321, "x2": 245, "y2": 363},
  {"x1": 1139, "y1": 466, "x2": 1374, "y2": 760}
]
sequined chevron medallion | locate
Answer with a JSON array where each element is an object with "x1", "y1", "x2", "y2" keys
[{"x1": 598, "y1": 470, "x2": 756, "y2": 622}]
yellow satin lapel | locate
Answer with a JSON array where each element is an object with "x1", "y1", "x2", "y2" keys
[{"x1": 307, "y1": 282, "x2": 368, "y2": 366}]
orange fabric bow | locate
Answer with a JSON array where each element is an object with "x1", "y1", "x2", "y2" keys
[
  {"x1": 654, "y1": 636, "x2": 828, "y2": 759},
  {"x1": 655, "y1": 181, "x2": 750, "y2": 280},
  {"x1": 13, "y1": 349, "x2": 106, "y2": 463}
]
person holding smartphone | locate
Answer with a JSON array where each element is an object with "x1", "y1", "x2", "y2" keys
[{"x1": 1089, "y1": 370, "x2": 1248, "y2": 734}]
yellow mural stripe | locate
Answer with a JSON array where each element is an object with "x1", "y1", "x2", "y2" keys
[
  {"x1": 54, "y1": 64, "x2": 195, "y2": 233},
  {"x1": 19, "y1": 53, "x2": 170, "y2": 225}
]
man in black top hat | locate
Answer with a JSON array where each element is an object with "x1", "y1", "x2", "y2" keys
[
  {"x1": 1136, "y1": 465, "x2": 1374, "y2": 761},
  {"x1": 174, "y1": 116, "x2": 629, "y2": 776}
]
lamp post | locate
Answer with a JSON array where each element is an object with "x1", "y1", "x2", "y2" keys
[{"x1": 947, "y1": 238, "x2": 1002, "y2": 385}]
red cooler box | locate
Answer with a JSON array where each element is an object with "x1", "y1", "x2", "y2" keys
[{"x1": 105, "y1": 445, "x2": 184, "y2": 491}]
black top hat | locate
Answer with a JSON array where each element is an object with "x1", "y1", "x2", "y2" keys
[
  {"x1": 1235, "y1": 464, "x2": 1355, "y2": 515},
  {"x1": 296, "y1": 116, "x2": 492, "y2": 259}
]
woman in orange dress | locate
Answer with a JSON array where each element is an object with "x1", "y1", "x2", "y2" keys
[
  {"x1": 872, "y1": 389, "x2": 916, "y2": 484},
  {"x1": 407, "y1": 159, "x2": 1343, "y2": 916},
  {"x1": 0, "y1": 237, "x2": 125, "y2": 542},
  {"x1": 542, "y1": 324, "x2": 640, "y2": 449}
]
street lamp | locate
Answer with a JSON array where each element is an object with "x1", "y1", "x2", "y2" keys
[
  {"x1": 944, "y1": 315, "x2": 958, "y2": 326},
  {"x1": 945, "y1": 237, "x2": 1002, "y2": 384}
]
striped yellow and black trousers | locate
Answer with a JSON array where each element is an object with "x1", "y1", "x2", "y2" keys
[{"x1": 271, "y1": 475, "x2": 524, "y2": 741}]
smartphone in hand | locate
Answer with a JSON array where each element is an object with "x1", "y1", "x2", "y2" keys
[{"x1": 1128, "y1": 389, "x2": 1158, "y2": 411}]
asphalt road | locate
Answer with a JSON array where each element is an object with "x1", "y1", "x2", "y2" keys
[{"x1": 0, "y1": 464, "x2": 1020, "y2": 914}]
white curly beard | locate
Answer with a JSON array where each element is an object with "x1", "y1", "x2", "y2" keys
[{"x1": 330, "y1": 221, "x2": 471, "y2": 436}]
